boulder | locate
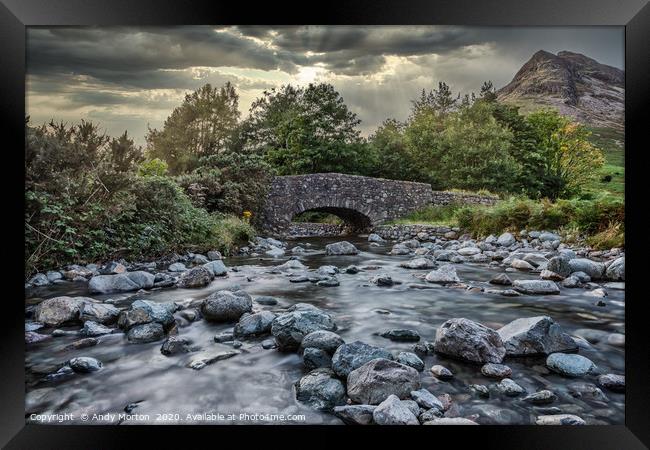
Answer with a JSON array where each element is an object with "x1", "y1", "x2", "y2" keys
[
  {"x1": 118, "y1": 300, "x2": 175, "y2": 330},
  {"x1": 372, "y1": 395, "x2": 419, "y2": 425},
  {"x1": 539, "y1": 232, "x2": 561, "y2": 242},
  {"x1": 522, "y1": 390, "x2": 557, "y2": 405},
  {"x1": 546, "y1": 353, "x2": 596, "y2": 377},
  {"x1": 481, "y1": 363, "x2": 512, "y2": 378},
  {"x1": 430, "y1": 365, "x2": 454, "y2": 380},
  {"x1": 28, "y1": 273, "x2": 50, "y2": 287},
  {"x1": 127, "y1": 322, "x2": 165, "y2": 343},
  {"x1": 496, "y1": 378, "x2": 525, "y2": 396},
  {"x1": 568, "y1": 259, "x2": 606, "y2": 280},
  {"x1": 368, "y1": 233, "x2": 385, "y2": 243},
  {"x1": 99, "y1": 261, "x2": 127, "y2": 275},
  {"x1": 410, "y1": 388, "x2": 444, "y2": 410},
  {"x1": 511, "y1": 259, "x2": 535, "y2": 271},
  {"x1": 68, "y1": 356, "x2": 102, "y2": 373},
  {"x1": 233, "y1": 311, "x2": 276, "y2": 337},
  {"x1": 331, "y1": 341, "x2": 393, "y2": 378},
  {"x1": 434, "y1": 318, "x2": 506, "y2": 364},
  {"x1": 160, "y1": 336, "x2": 193, "y2": 355},
  {"x1": 271, "y1": 307, "x2": 336, "y2": 351},
  {"x1": 547, "y1": 256, "x2": 572, "y2": 277},
  {"x1": 79, "y1": 302, "x2": 120, "y2": 324},
  {"x1": 177, "y1": 266, "x2": 213, "y2": 288},
  {"x1": 34, "y1": 296, "x2": 86, "y2": 327},
  {"x1": 294, "y1": 368, "x2": 346, "y2": 411},
  {"x1": 605, "y1": 257, "x2": 624, "y2": 281},
  {"x1": 496, "y1": 232, "x2": 516, "y2": 247},
  {"x1": 299, "y1": 330, "x2": 345, "y2": 354},
  {"x1": 207, "y1": 250, "x2": 222, "y2": 261},
  {"x1": 396, "y1": 352, "x2": 424, "y2": 371},
  {"x1": 203, "y1": 260, "x2": 228, "y2": 277},
  {"x1": 347, "y1": 358, "x2": 420, "y2": 405},
  {"x1": 400, "y1": 257, "x2": 435, "y2": 269},
  {"x1": 489, "y1": 273, "x2": 512, "y2": 286},
  {"x1": 497, "y1": 316, "x2": 577, "y2": 356},
  {"x1": 425, "y1": 265, "x2": 460, "y2": 284},
  {"x1": 201, "y1": 290, "x2": 253, "y2": 323},
  {"x1": 303, "y1": 347, "x2": 332, "y2": 370},
  {"x1": 325, "y1": 241, "x2": 359, "y2": 256},
  {"x1": 390, "y1": 244, "x2": 411, "y2": 255},
  {"x1": 597, "y1": 374, "x2": 625, "y2": 392},
  {"x1": 333, "y1": 405, "x2": 376, "y2": 425},
  {"x1": 88, "y1": 271, "x2": 154, "y2": 294},
  {"x1": 512, "y1": 279, "x2": 560, "y2": 295},
  {"x1": 79, "y1": 321, "x2": 113, "y2": 337},
  {"x1": 168, "y1": 262, "x2": 187, "y2": 272},
  {"x1": 458, "y1": 247, "x2": 481, "y2": 256}
]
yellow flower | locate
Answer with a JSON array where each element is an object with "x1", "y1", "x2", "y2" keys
[{"x1": 243, "y1": 211, "x2": 252, "y2": 219}]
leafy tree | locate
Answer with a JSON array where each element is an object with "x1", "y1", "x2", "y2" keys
[
  {"x1": 367, "y1": 119, "x2": 419, "y2": 181},
  {"x1": 411, "y1": 82, "x2": 460, "y2": 116},
  {"x1": 526, "y1": 109, "x2": 605, "y2": 199},
  {"x1": 146, "y1": 83, "x2": 240, "y2": 174},
  {"x1": 138, "y1": 158, "x2": 169, "y2": 177},
  {"x1": 479, "y1": 81, "x2": 497, "y2": 102},
  {"x1": 108, "y1": 131, "x2": 144, "y2": 172},
  {"x1": 244, "y1": 83, "x2": 369, "y2": 175}
]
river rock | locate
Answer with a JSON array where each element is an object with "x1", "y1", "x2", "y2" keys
[
  {"x1": 540, "y1": 269, "x2": 564, "y2": 281},
  {"x1": 277, "y1": 260, "x2": 307, "y2": 271},
  {"x1": 79, "y1": 321, "x2": 113, "y2": 337},
  {"x1": 168, "y1": 262, "x2": 187, "y2": 272},
  {"x1": 547, "y1": 256, "x2": 572, "y2": 277},
  {"x1": 177, "y1": 266, "x2": 213, "y2": 288},
  {"x1": 481, "y1": 363, "x2": 512, "y2": 378},
  {"x1": 118, "y1": 300, "x2": 175, "y2": 330},
  {"x1": 597, "y1": 374, "x2": 625, "y2": 392},
  {"x1": 88, "y1": 271, "x2": 154, "y2": 294},
  {"x1": 536, "y1": 414, "x2": 585, "y2": 425},
  {"x1": 368, "y1": 233, "x2": 385, "y2": 243},
  {"x1": 127, "y1": 322, "x2": 165, "y2": 343},
  {"x1": 497, "y1": 316, "x2": 578, "y2": 356},
  {"x1": 380, "y1": 329, "x2": 420, "y2": 342},
  {"x1": 605, "y1": 257, "x2": 624, "y2": 281},
  {"x1": 46, "y1": 271, "x2": 63, "y2": 282},
  {"x1": 567, "y1": 382, "x2": 609, "y2": 402},
  {"x1": 489, "y1": 273, "x2": 512, "y2": 285},
  {"x1": 303, "y1": 347, "x2": 332, "y2": 370},
  {"x1": 512, "y1": 279, "x2": 560, "y2": 295},
  {"x1": 434, "y1": 318, "x2": 505, "y2": 364},
  {"x1": 523, "y1": 253, "x2": 549, "y2": 267},
  {"x1": 458, "y1": 247, "x2": 481, "y2": 256},
  {"x1": 568, "y1": 259, "x2": 606, "y2": 280},
  {"x1": 300, "y1": 330, "x2": 345, "y2": 354},
  {"x1": 265, "y1": 246, "x2": 285, "y2": 257},
  {"x1": 234, "y1": 311, "x2": 276, "y2": 337},
  {"x1": 411, "y1": 388, "x2": 444, "y2": 410},
  {"x1": 34, "y1": 296, "x2": 86, "y2": 327},
  {"x1": 160, "y1": 336, "x2": 193, "y2": 355},
  {"x1": 25, "y1": 331, "x2": 51, "y2": 344},
  {"x1": 28, "y1": 273, "x2": 49, "y2": 286},
  {"x1": 396, "y1": 352, "x2": 424, "y2": 371},
  {"x1": 79, "y1": 302, "x2": 120, "y2": 324},
  {"x1": 497, "y1": 232, "x2": 516, "y2": 247},
  {"x1": 511, "y1": 259, "x2": 535, "y2": 271},
  {"x1": 331, "y1": 341, "x2": 393, "y2": 377},
  {"x1": 201, "y1": 290, "x2": 253, "y2": 323},
  {"x1": 325, "y1": 241, "x2": 359, "y2": 255},
  {"x1": 207, "y1": 250, "x2": 222, "y2": 261},
  {"x1": 347, "y1": 359, "x2": 421, "y2": 404},
  {"x1": 370, "y1": 274, "x2": 394, "y2": 286},
  {"x1": 187, "y1": 350, "x2": 239, "y2": 370},
  {"x1": 425, "y1": 265, "x2": 460, "y2": 284},
  {"x1": 203, "y1": 260, "x2": 228, "y2": 277},
  {"x1": 295, "y1": 368, "x2": 346, "y2": 411},
  {"x1": 271, "y1": 307, "x2": 336, "y2": 351},
  {"x1": 372, "y1": 395, "x2": 419, "y2": 425},
  {"x1": 68, "y1": 356, "x2": 102, "y2": 373},
  {"x1": 430, "y1": 364, "x2": 454, "y2": 380},
  {"x1": 390, "y1": 244, "x2": 411, "y2": 255},
  {"x1": 496, "y1": 378, "x2": 525, "y2": 396},
  {"x1": 546, "y1": 353, "x2": 596, "y2": 377},
  {"x1": 424, "y1": 417, "x2": 479, "y2": 425},
  {"x1": 523, "y1": 390, "x2": 557, "y2": 404},
  {"x1": 255, "y1": 296, "x2": 279, "y2": 306},
  {"x1": 400, "y1": 257, "x2": 435, "y2": 269},
  {"x1": 333, "y1": 405, "x2": 376, "y2": 425}
]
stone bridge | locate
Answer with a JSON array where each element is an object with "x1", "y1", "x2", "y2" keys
[{"x1": 260, "y1": 173, "x2": 497, "y2": 236}]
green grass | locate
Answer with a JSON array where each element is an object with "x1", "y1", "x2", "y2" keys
[
  {"x1": 584, "y1": 126, "x2": 625, "y2": 198},
  {"x1": 387, "y1": 204, "x2": 462, "y2": 226}
]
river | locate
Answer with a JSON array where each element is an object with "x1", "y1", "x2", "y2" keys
[{"x1": 24, "y1": 235, "x2": 625, "y2": 425}]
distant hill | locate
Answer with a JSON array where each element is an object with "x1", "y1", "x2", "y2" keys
[{"x1": 497, "y1": 50, "x2": 624, "y2": 131}]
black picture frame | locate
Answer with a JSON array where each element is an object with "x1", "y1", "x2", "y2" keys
[{"x1": 2, "y1": 0, "x2": 649, "y2": 447}]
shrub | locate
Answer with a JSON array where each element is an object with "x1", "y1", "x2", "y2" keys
[{"x1": 587, "y1": 221, "x2": 625, "y2": 250}]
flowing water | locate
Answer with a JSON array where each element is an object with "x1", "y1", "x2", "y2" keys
[{"x1": 24, "y1": 235, "x2": 625, "y2": 425}]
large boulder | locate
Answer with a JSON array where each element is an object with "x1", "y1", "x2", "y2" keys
[
  {"x1": 233, "y1": 311, "x2": 276, "y2": 337},
  {"x1": 568, "y1": 259, "x2": 606, "y2": 280},
  {"x1": 271, "y1": 307, "x2": 336, "y2": 351},
  {"x1": 497, "y1": 316, "x2": 578, "y2": 356},
  {"x1": 88, "y1": 271, "x2": 154, "y2": 294},
  {"x1": 203, "y1": 260, "x2": 228, "y2": 277},
  {"x1": 34, "y1": 296, "x2": 87, "y2": 327},
  {"x1": 331, "y1": 341, "x2": 393, "y2": 378},
  {"x1": 512, "y1": 280, "x2": 560, "y2": 295},
  {"x1": 303, "y1": 348, "x2": 332, "y2": 370},
  {"x1": 497, "y1": 232, "x2": 516, "y2": 247},
  {"x1": 547, "y1": 256, "x2": 572, "y2": 277},
  {"x1": 546, "y1": 353, "x2": 596, "y2": 377},
  {"x1": 605, "y1": 257, "x2": 625, "y2": 281},
  {"x1": 299, "y1": 330, "x2": 345, "y2": 354},
  {"x1": 79, "y1": 302, "x2": 120, "y2": 325},
  {"x1": 118, "y1": 300, "x2": 175, "y2": 330},
  {"x1": 127, "y1": 322, "x2": 165, "y2": 343},
  {"x1": 372, "y1": 395, "x2": 419, "y2": 425},
  {"x1": 425, "y1": 265, "x2": 460, "y2": 284},
  {"x1": 201, "y1": 290, "x2": 253, "y2": 323},
  {"x1": 434, "y1": 318, "x2": 505, "y2": 364},
  {"x1": 177, "y1": 267, "x2": 213, "y2": 288},
  {"x1": 294, "y1": 368, "x2": 346, "y2": 411},
  {"x1": 347, "y1": 358, "x2": 420, "y2": 405},
  {"x1": 325, "y1": 241, "x2": 359, "y2": 255}
]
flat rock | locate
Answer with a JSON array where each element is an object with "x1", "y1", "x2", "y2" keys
[
  {"x1": 546, "y1": 353, "x2": 596, "y2": 377},
  {"x1": 379, "y1": 329, "x2": 420, "y2": 342},
  {"x1": 512, "y1": 279, "x2": 560, "y2": 295}
]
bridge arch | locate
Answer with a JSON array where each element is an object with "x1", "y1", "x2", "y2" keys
[{"x1": 261, "y1": 173, "x2": 435, "y2": 236}]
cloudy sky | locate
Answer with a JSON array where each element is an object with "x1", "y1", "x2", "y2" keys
[{"x1": 26, "y1": 26, "x2": 624, "y2": 144}]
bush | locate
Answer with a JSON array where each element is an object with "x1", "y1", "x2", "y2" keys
[{"x1": 586, "y1": 221, "x2": 625, "y2": 250}]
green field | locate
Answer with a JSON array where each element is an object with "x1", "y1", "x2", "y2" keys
[{"x1": 585, "y1": 127, "x2": 625, "y2": 198}]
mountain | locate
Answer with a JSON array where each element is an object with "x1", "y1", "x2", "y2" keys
[{"x1": 497, "y1": 50, "x2": 624, "y2": 130}]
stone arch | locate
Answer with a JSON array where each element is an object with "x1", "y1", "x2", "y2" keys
[{"x1": 291, "y1": 206, "x2": 373, "y2": 233}]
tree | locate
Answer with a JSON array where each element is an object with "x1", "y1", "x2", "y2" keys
[
  {"x1": 368, "y1": 119, "x2": 418, "y2": 181},
  {"x1": 146, "y1": 82, "x2": 240, "y2": 174},
  {"x1": 411, "y1": 82, "x2": 460, "y2": 117},
  {"x1": 243, "y1": 83, "x2": 369, "y2": 175},
  {"x1": 108, "y1": 131, "x2": 144, "y2": 173},
  {"x1": 526, "y1": 109, "x2": 605, "y2": 199},
  {"x1": 479, "y1": 81, "x2": 497, "y2": 102}
]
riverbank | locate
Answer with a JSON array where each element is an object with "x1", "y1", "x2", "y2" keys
[{"x1": 24, "y1": 228, "x2": 624, "y2": 425}]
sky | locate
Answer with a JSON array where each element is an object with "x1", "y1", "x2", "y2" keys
[{"x1": 26, "y1": 26, "x2": 624, "y2": 145}]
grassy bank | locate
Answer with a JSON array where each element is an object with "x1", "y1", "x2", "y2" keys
[{"x1": 388, "y1": 195, "x2": 624, "y2": 250}]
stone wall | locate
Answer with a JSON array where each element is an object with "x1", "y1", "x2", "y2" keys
[
  {"x1": 373, "y1": 224, "x2": 462, "y2": 241},
  {"x1": 287, "y1": 222, "x2": 344, "y2": 237},
  {"x1": 431, "y1": 191, "x2": 499, "y2": 206},
  {"x1": 261, "y1": 173, "x2": 435, "y2": 235}
]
